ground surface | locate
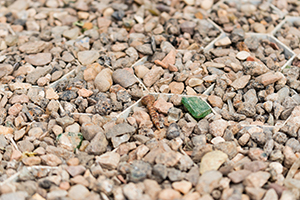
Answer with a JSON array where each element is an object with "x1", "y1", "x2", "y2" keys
[{"x1": 1, "y1": 0, "x2": 300, "y2": 199}]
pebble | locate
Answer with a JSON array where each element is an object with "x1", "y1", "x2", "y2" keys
[
  {"x1": 143, "y1": 66, "x2": 164, "y2": 87},
  {"x1": 244, "y1": 171, "x2": 271, "y2": 187},
  {"x1": 25, "y1": 53, "x2": 52, "y2": 66},
  {"x1": 68, "y1": 184, "x2": 90, "y2": 200},
  {"x1": 209, "y1": 119, "x2": 228, "y2": 137},
  {"x1": 253, "y1": 23, "x2": 266, "y2": 33},
  {"x1": 236, "y1": 51, "x2": 250, "y2": 60},
  {"x1": 158, "y1": 189, "x2": 182, "y2": 200},
  {"x1": 200, "y1": 151, "x2": 228, "y2": 174},
  {"x1": 78, "y1": 50, "x2": 100, "y2": 65},
  {"x1": 94, "y1": 68, "x2": 113, "y2": 92},
  {"x1": 208, "y1": 95, "x2": 223, "y2": 109},
  {"x1": 134, "y1": 65, "x2": 150, "y2": 79},
  {"x1": 169, "y1": 82, "x2": 184, "y2": 94},
  {"x1": 231, "y1": 75, "x2": 251, "y2": 90},
  {"x1": 112, "y1": 69, "x2": 138, "y2": 88},
  {"x1": 153, "y1": 98, "x2": 173, "y2": 114},
  {"x1": 40, "y1": 154, "x2": 62, "y2": 166},
  {"x1": 215, "y1": 37, "x2": 232, "y2": 47}
]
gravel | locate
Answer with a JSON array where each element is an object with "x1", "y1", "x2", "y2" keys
[{"x1": 0, "y1": 0, "x2": 300, "y2": 199}]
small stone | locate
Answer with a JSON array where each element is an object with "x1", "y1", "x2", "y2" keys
[
  {"x1": 8, "y1": 103, "x2": 22, "y2": 116},
  {"x1": 134, "y1": 65, "x2": 150, "y2": 79},
  {"x1": 243, "y1": 61, "x2": 269, "y2": 76},
  {"x1": 201, "y1": 0, "x2": 213, "y2": 10},
  {"x1": 228, "y1": 170, "x2": 251, "y2": 183},
  {"x1": 96, "y1": 152, "x2": 120, "y2": 169},
  {"x1": 236, "y1": 51, "x2": 250, "y2": 60},
  {"x1": 180, "y1": 21, "x2": 196, "y2": 35},
  {"x1": 153, "y1": 98, "x2": 173, "y2": 114},
  {"x1": 94, "y1": 68, "x2": 113, "y2": 92},
  {"x1": 169, "y1": 82, "x2": 184, "y2": 94},
  {"x1": 63, "y1": 27, "x2": 80, "y2": 39},
  {"x1": 168, "y1": 107, "x2": 182, "y2": 123},
  {"x1": 0, "y1": 64, "x2": 13, "y2": 78},
  {"x1": 161, "y1": 49, "x2": 176, "y2": 66},
  {"x1": 215, "y1": 37, "x2": 231, "y2": 47},
  {"x1": 62, "y1": 52, "x2": 75, "y2": 62},
  {"x1": 85, "y1": 132, "x2": 108, "y2": 155},
  {"x1": 68, "y1": 184, "x2": 90, "y2": 200},
  {"x1": 66, "y1": 165, "x2": 86, "y2": 177},
  {"x1": 0, "y1": 125, "x2": 14, "y2": 135},
  {"x1": 196, "y1": 170, "x2": 222, "y2": 195},
  {"x1": 26, "y1": 66, "x2": 52, "y2": 84},
  {"x1": 22, "y1": 157, "x2": 41, "y2": 166},
  {"x1": 253, "y1": 22, "x2": 266, "y2": 33},
  {"x1": 209, "y1": 119, "x2": 228, "y2": 137},
  {"x1": 167, "y1": 123, "x2": 181, "y2": 140},
  {"x1": 25, "y1": 53, "x2": 52, "y2": 66},
  {"x1": 189, "y1": 78, "x2": 203, "y2": 87},
  {"x1": 77, "y1": 88, "x2": 93, "y2": 97},
  {"x1": 106, "y1": 123, "x2": 136, "y2": 139},
  {"x1": 46, "y1": 88, "x2": 59, "y2": 100},
  {"x1": 200, "y1": 151, "x2": 228, "y2": 174},
  {"x1": 46, "y1": 190, "x2": 68, "y2": 199},
  {"x1": 129, "y1": 160, "x2": 152, "y2": 182},
  {"x1": 172, "y1": 180, "x2": 192, "y2": 194},
  {"x1": 243, "y1": 171, "x2": 270, "y2": 187},
  {"x1": 136, "y1": 44, "x2": 153, "y2": 55},
  {"x1": 144, "y1": 179, "x2": 161, "y2": 199},
  {"x1": 0, "y1": 191, "x2": 29, "y2": 200},
  {"x1": 78, "y1": 50, "x2": 100, "y2": 65},
  {"x1": 143, "y1": 66, "x2": 164, "y2": 87},
  {"x1": 262, "y1": 189, "x2": 278, "y2": 200},
  {"x1": 40, "y1": 154, "x2": 62, "y2": 166},
  {"x1": 231, "y1": 75, "x2": 251, "y2": 89},
  {"x1": 158, "y1": 189, "x2": 182, "y2": 200},
  {"x1": 256, "y1": 72, "x2": 283, "y2": 86},
  {"x1": 245, "y1": 187, "x2": 266, "y2": 200},
  {"x1": 155, "y1": 151, "x2": 181, "y2": 167},
  {"x1": 19, "y1": 41, "x2": 47, "y2": 54},
  {"x1": 112, "y1": 69, "x2": 138, "y2": 88},
  {"x1": 208, "y1": 95, "x2": 223, "y2": 109}
]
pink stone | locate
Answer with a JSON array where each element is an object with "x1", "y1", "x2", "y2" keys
[
  {"x1": 8, "y1": 103, "x2": 22, "y2": 116},
  {"x1": 132, "y1": 108, "x2": 150, "y2": 124},
  {"x1": 153, "y1": 98, "x2": 174, "y2": 114},
  {"x1": 77, "y1": 88, "x2": 93, "y2": 97}
]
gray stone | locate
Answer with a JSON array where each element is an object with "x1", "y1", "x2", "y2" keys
[
  {"x1": 68, "y1": 184, "x2": 90, "y2": 200},
  {"x1": 167, "y1": 123, "x2": 181, "y2": 140},
  {"x1": 81, "y1": 122, "x2": 103, "y2": 141},
  {"x1": 136, "y1": 44, "x2": 153, "y2": 55},
  {"x1": 243, "y1": 61, "x2": 269, "y2": 76},
  {"x1": 0, "y1": 191, "x2": 28, "y2": 200},
  {"x1": 25, "y1": 53, "x2": 52, "y2": 66},
  {"x1": 106, "y1": 123, "x2": 136, "y2": 139},
  {"x1": 129, "y1": 160, "x2": 152, "y2": 183},
  {"x1": 26, "y1": 66, "x2": 52, "y2": 84},
  {"x1": 85, "y1": 132, "x2": 108, "y2": 155},
  {"x1": 196, "y1": 170, "x2": 222, "y2": 195},
  {"x1": 112, "y1": 69, "x2": 138, "y2": 88},
  {"x1": 78, "y1": 50, "x2": 100, "y2": 65}
]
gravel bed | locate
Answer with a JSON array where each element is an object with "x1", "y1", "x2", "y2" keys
[{"x1": 1, "y1": 0, "x2": 300, "y2": 200}]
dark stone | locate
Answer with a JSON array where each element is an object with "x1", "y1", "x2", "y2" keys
[
  {"x1": 129, "y1": 160, "x2": 152, "y2": 183},
  {"x1": 167, "y1": 123, "x2": 180, "y2": 140},
  {"x1": 230, "y1": 28, "x2": 245, "y2": 43},
  {"x1": 152, "y1": 163, "x2": 168, "y2": 183},
  {"x1": 59, "y1": 90, "x2": 77, "y2": 101}
]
